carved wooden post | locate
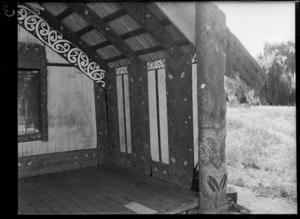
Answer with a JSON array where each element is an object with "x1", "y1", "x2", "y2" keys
[{"x1": 196, "y1": 3, "x2": 228, "y2": 214}]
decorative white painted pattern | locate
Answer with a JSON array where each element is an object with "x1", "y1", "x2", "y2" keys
[
  {"x1": 147, "y1": 59, "x2": 166, "y2": 71},
  {"x1": 17, "y1": 4, "x2": 106, "y2": 87},
  {"x1": 192, "y1": 53, "x2": 197, "y2": 64},
  {"x1": 115, "y1": 66, "x2": 128, "y2": 76},
  {"x1": 24, "y1": 3, "x2": 44, "y2": 15}
]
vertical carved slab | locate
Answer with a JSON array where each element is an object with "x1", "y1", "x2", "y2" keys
[
  {"x1": 94, "y1": 82, "x2": 110, "y2": 166},
  {"x1": 165, "y1": 54, "x2": 194, "y2": 188},
  {"x1": 106, "y1": 69, "x2": 132, "y2": 169},
  {"x1": 128, "y1": 63, "x2": 151, "y2": 176},
  {"x1": 196, "y1": 3, "x2": 228, "y2": 214},
  {"x1": 106, "y1": 69, "x2": 120, "y2": 165}
]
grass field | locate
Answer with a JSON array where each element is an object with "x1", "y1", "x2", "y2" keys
[{"x1": 226, "y1": 105, "x2": 297, "y2": 204}]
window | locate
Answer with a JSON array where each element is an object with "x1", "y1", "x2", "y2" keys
[{"x1": 18, "y1": 69, "x2": 43, "y2": 142}]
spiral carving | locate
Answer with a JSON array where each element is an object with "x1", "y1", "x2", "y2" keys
[
  {"x1": 199, "y1": 128, "x2": 227, "y2": 210},
  {"x1": 17, "y1": 4, "x2": 106, "y2": 87},
  {"x1": 199, "y1": 90, "x2": 214, "y2": 113}
]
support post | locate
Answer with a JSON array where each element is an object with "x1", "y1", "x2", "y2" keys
[{"x1": 196, "y1": 3, "x2": 228, "y2": 214}]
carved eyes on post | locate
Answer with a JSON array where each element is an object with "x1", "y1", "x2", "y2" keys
[
  {"x1": 205, "y1": 24, "x2": 212, "y2": 30},
  {"x1": 206, "y1": 148, "x2": 211, "y2": 155},
  {"x1": 207, "y1": 173, "x2": 227, "y2": 193}
]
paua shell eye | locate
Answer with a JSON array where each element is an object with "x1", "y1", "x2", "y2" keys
[{"x1": 206, "y1": 148, "x2": 211, "y2": 155}]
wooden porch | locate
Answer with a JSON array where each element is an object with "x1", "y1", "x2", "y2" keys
[{"x1": 18, "y1": 165, "x2": 199, "y2": 215}]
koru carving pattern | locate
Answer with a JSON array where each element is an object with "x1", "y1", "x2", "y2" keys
[
  {"x1": 115, "y1": 66, "x2": 128, "y2": 76},
  {"x1": 192, "y1": 53, "x2": 197, "y2": 64},
  {"x1": 199, "y1": 90, "x2": 214, "y2": 113},
  {"x1": 24, "y1": 3, "x2": 44, "y2": 15},
  {"x1": 199, "y1": 127, "x2": 227, "y2": 209},
  {"x1": 17, "y1": 4, "x2": 106, "y2": 87},
  {"x1": 147, "y1": 59, "x2": 166, "y2": 71}
]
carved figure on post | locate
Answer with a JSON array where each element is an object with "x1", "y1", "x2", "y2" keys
[{"x1": 196, "y1": 2, "x2": 228, "y2": 213}]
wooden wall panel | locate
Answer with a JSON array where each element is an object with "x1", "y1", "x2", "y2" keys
[
  {"x1": 18, "y1": 25, "x2": 43, "y2": 45},
  {"x1": 74, "y1": 69, "x2": 85, "y2": 150},
  {"x1": 18, "y1": 148, "x2": 98, "y2": 179},
  {"x1": 123, "y1": 74, "x2": 132, "y2": 154},
  {"x1": 18, "y1": 65, "x2": 97, "y2": 156},
  {"x1": 45, "y1": 45, "x2": 69, "y2": 64},
  {"x1": 68, "y1": 67, "x2": 78, "y2": 151},
  {"x1": 165, "y1": 54, "x2": 194, "y2": 189},
  {"x1": 116, "y1": 75, "x2": 126, "y2": 153},
  {"x1": 148, "y1": 70, "x2": 160, "y2": 162},
  {"x1": 128, "y1": 63, "x2": 151, "y2": 176},
  {"x1": 192, "y1": 62, "x2": 198, "y2": 167},
  {"x1": 18, "y1": 24, "x2": 106, "y2": 176},
  {"x1": 157, "y1": 69, "x2": 169, "y2": 165}
]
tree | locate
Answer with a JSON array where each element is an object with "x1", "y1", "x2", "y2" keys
[{"x1": 256, "y1": 41, "x2": 295, "y2": 105}]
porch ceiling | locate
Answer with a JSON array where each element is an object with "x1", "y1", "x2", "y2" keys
[
  {"x1": 39, "y1": 1, "x2": 189, "y2": 69},
  {"x1": 28, "y1": 2, "x2": 267, "y2": 91}
]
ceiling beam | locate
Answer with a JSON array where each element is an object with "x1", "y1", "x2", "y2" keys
[
  {"x1": 56, "y1": 7, "x2": 73, "y2": 21},
  {"x1": 75, "y1": 25, "x2": 94, "y2": 36},
  {"x1": 91, "y1": 31, "x2": 190, "y2": 53},
  {"x1": 105, "y1": 45, "x2": 166, "y2": 63},
  {"x1": 121, "y1": 28, "x2": 147, "y2": 40},
  {"x1": 120, "y1": 2, "x2": 185, "y2": 61},
  {"x1": 105, "y1": 55, "x2": 126, "y2": 63},
  {"x1": 39, "y1": 7, "x2": 109, "y2": 71},
  {"x1": 92, "y1": 41, "x2": 112, "y2": 51},
  {"x1": 102, "y1": 9, "x2": 126, "y2": 23},
  {"x1": 91, "y1": 28, "x2": 147, "y2": 51},
  {"x1": 68, "y1": 3, "x2": 141, "y2": 64},
  {"x1": 135, "y1": 45, "x2": 164, "y2": 56},
  {"x1": 174, "y1": 39, "x2": 191, "y2": 47},
  {"x1": 160, "y1": 19, "x2": 172, "y2": 27}
]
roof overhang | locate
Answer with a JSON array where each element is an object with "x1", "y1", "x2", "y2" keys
[{"x1": 19, "y1": 2, "x2": 267, "y2": 92}]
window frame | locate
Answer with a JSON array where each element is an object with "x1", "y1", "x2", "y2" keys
[{"x1": 18, "y1": 42, "x2": 48, "y2": 143}]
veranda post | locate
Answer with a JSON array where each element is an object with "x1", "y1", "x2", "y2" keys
[{"x1": 196, "y1": 2, "x2": 228, "y2": 214}]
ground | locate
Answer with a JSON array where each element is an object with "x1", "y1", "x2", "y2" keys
[{"x1": 226, "y1": 104, "x2": 297, "y2": 214}]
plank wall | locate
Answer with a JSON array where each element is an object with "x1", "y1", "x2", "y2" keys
[{"x1": 18, "y1": 25, "x2": 97, "y2": 157}]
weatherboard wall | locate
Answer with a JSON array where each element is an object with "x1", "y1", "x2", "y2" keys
[{"x1": 18, "y1": 25, "x2": 99, "y2": 178}]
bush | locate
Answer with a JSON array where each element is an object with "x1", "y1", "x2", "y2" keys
[{"x1": 253, "y1": 181, "x2": 296, "y2": 201}]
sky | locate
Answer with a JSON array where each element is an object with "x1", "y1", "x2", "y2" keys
[{"x1": 214, "y1": 1, "x2": 295, "y2": 57}]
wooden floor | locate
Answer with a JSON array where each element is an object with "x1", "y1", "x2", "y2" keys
[{"x1": 18, "y1": 165, "x2": 199, "y2": 214}]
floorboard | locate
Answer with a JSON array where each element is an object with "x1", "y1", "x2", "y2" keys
[{"x1": 18, "y1": 165, "x2": 198, "y2": 214}]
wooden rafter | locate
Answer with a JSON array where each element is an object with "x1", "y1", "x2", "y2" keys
[
  {"x1": 120, "y1": 2, "x2": 185, "y2": 60},
  {"x1": 175, "y1": 39, "x2": 191, "y2": 47},
  {"x1": 160, "y1": 19, "x2": 172, "y2": 27},
  {"x1": 39, "y1": 6, "x2": 109, "y2": 71},
  {"x1": 92, "y1": 41, "x2": 112, "y2": 51},
  {"x1": 68, "y1": 3, "x2": 141, "y2": 64},
  {"x1": 104, "y1": 45, "x2": 164, "y2": 64},
  {"x1": 90, "y1": 21, "x2": 185, "y2": 53},
  {"x1": 135, "y1": 45, "x2": 164, "y2": 56},
  {"x1": 121, "y1": 28, "x2": 147, "y2": 40},
  {"x1": 102, "y1": 9, "x2": 126, "y2": 23},
  {"x1": 75, "y1": 25, "x2": 94, "y2": 36},
  {"x1": 105, "y1": 55, "x2": 126, "y2": 63},
  {"x1": 56, "y1": 7, "x2": 73, "y2": 21}
]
